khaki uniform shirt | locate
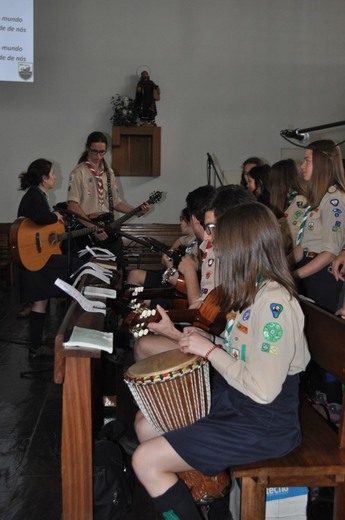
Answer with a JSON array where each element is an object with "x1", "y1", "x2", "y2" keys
[
  {"x1": 212, "y1": 281, "x2": 310, "y2": 404},
  {"x1": 68, "y1": 162, "x2": 122, "y2": 215},
  {"x1": 300, "y1": 186, "x2": 345, "y2": 255}
]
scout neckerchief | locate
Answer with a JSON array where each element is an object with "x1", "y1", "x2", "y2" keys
[
  {"x1": 222, "y1": 310, "x2": 237, "y2": 353},
  {"x1": 222, "y1": 277, "x2": 265, "y2": 353},
  {"x1": 295, "y1": 205, "x2": 312, "y2": 245},
  {"x1": 86, "y1": 161, "x2": 105, "y2": 211}
]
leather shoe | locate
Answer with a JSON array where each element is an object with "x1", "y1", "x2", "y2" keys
[{"x1": 29, "y1": 346, "x2": 54, "y2": 360}]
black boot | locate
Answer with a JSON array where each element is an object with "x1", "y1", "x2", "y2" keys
[
  {"x1": 28, "y1": 311, "x2": 53, "y2": 360},
  {"x1": 153, "y1": 479, "x2": 202, "y2": 520}
]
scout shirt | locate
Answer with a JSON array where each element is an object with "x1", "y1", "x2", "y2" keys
[
  {"x1": 285, "y1": 194, "x2": 308, "y2": 245},
  {"x1": 198, "y1": 240, "x2": 216, "y2": 301},
  {"x1": 209, "y1": 281, "x2": 310, "y2": 404},
  {"x1": 300, "y1": 186, "x2": 345, "y2": 255},
  {"x1": 68, "y1": 162, "x2": 122, "y2": 215}
]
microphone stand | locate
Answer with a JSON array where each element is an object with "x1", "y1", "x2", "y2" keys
[
  {"x1": 296, "y1": 120, "x2": 345, "y2": 134},
  {"x1": 206, "y1": 153, "x2": 224, "y2": 187},
  {"x1": 280, "y1": 120, "x2": 345, "y2": 147}
]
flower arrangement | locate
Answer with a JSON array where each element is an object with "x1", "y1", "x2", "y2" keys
[{"x1": 110, "y1": 94, "x2": 138, "y2": 127}]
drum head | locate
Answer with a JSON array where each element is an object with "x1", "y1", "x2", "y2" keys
[{"x1": 126, "y1": 350, "x2": 200, "y2": 379}]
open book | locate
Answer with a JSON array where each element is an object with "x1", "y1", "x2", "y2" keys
[{"x1": 63, "y1": 326, "x2": 113, "y2": 353}]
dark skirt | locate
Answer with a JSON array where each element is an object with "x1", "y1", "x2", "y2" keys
[
  {"x1": 164, "y1": 374, "x2": 301, "y2": 476},
  {"x1": 18, "y1": 254, "x2": 84, "y2": 302},
  {"x1": 296, "y1": 257, "x2": 343, "y2": 313}
]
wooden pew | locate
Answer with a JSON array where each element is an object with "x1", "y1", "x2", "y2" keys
[
  {"x1": 54, "y1": 276, "x2": 108, "y2": 520},
  {"x1": 231, "y1": 299, "x2": 345, "y2": 520}
]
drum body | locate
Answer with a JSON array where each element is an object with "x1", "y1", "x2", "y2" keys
[{"x1": 124, "y1": 350, "x2": 211, "y2": 434}]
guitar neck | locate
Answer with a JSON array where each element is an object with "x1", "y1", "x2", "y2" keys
[
  {"x1": 55, "y1": 204, "x2": 144, "y2": 244},
  {"x1": 108, "y1": 204, "x2": 144, "y2": 231}
]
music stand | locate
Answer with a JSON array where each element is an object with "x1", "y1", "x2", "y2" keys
[{"x1": 207, "y1": 153, "x2": 224, "y2": 187}]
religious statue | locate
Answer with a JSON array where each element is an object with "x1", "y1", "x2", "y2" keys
[{"x1": 135, "y1": 69, "x2": 160, "y2": 125}]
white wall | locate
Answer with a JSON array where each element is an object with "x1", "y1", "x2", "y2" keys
[{"x1": 1, "y1": 0, "x2": 345, "y2": 223}]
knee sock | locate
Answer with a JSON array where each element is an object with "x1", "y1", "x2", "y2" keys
[
  {"x1": 153, "y1": 479, "x2": 202, "y2": 520},
  {"x1": 29, "y1": 311, "x2": 46, "y2": 350}
]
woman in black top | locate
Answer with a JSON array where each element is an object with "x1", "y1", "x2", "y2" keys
[{"x1": 17, "y1": 158, "x2": 82, "y2": 359}]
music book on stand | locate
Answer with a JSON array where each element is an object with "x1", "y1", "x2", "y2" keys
[{"x1": 63, "y1": 326, "x2": 113, "y2": 353}]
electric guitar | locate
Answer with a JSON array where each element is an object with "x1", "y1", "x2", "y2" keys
[
  {"x1": 70, "y1": 190, "x2": 163, "y2": 247},
  {"x1": 125, "y1": 286, "x2": 227, "y2": 337},
  {"x1": 10, "y1": 191, "x2": 163, "y2": 271}
]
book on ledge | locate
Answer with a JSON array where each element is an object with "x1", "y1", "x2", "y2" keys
[
  {"x1": 83, "y1": 286, "x2": 117, "y2": 299},
  {"x1": 63, "y1": 326, "x2": 113, "y2": 353}
]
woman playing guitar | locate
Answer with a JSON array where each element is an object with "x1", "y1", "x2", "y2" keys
[
  {"x1": 16, "y1": 159, "x2": 85, "y2": 359},
  {"x1": 133, "y1": 184, "x2": 256, "y2": 361}
]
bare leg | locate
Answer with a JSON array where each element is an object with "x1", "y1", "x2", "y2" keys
[
  {"x1": 32, "y1": 299, "x2": 49, "y2": 313},
  {"x1": 134, "y1": 410, "x2": 162, "y2": 443},
  {"x1": 134, "y1": 334, "x2": 178, "y2": 361},
  {"x1": 132, "y1": 436, "x2": 194, "y2": 497},
  {"x1": 127, "y1": 269, "x2": 147, "y2": 286}
]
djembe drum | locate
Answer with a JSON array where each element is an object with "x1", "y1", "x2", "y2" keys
[
  {"x1": 124, "y1": 350, "x2": 211, "y2": 434},
  {"x1": 124, "y1": 349, "x2": 230, "y2": 504}
]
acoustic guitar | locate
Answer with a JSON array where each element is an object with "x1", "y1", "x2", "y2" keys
[
  {"x1": 10, "y1": 191, "x2": 163, "y2": 271},
  {"x1": 125, "y1": 286, "x2": 227, "y2": 337}
]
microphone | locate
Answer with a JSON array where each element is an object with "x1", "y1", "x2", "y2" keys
[{"x1": 280, "y1": 129, "x2": 310, "y2": 143}]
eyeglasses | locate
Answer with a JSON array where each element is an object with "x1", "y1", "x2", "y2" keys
[
  {"x1": 205, "y1": 223, "x2": 216, "y2": 236},
  {"x1": 89, "y1": 149, "x2": 106, "y2": 156}
]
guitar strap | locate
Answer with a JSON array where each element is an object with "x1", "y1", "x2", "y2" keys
[{"x1": 105, "y1": 167, "x2": 115, "y2": 222}]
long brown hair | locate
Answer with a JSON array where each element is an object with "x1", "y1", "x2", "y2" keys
[
  {"x1": 78, "y1": 131, "x2": 109, "y2": 172},
  {"x1": 306, "y1": 139, "x2": 345, "y2": 208},
  {"x1": 215, "y1": 203, "x2": 297, "y2": 312},
  {"x1": 269, "y1": 159, "x2": 307, "y2": 217}
]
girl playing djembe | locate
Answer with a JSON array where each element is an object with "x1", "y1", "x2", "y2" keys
[{"x1": 131, "y1": 202, "x2": 310, "y2": 520}]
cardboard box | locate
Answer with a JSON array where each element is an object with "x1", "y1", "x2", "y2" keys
[
  {"x1": 229, "y1": 480, "x2": 308, "y2": 520},
  {"x1": 266, "y1": 487, "x2": 308, "y2": 519}
]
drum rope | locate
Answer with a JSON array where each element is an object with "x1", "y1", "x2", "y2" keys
[{"x1": 125, "y1": 359, "x2": 211, "y2": 433}]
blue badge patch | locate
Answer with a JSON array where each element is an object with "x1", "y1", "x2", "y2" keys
[
  {"x1": 270, "y1": 303, "x2": 283, "y2": 319},
  {"x1": 333, "y1": 208, "x2": 342, "y2": 217},
  {"x1": 263, "y1": 322, "x2": 283, "y2": 342},
  {"x1": 296, "y1": 200, "x2": 303, "y2": 207},
  {"x1": 242, "y1": 309, "x2": 251, "y2": 321}
]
